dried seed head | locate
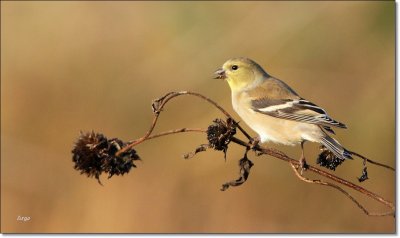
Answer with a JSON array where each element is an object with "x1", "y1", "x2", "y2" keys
[
  {"x1": 206, "y1": 118, "x2": 237, "y2": 156},
  {"x1": 316, "y1": 146, "x2": 345, "y2": 171},
  {"x1": 72, "y1": 131, "x2": 140, "y2": 184}
]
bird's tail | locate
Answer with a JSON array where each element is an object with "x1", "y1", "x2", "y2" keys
[{"x1": 321, "y1": 136, "x2": 352, "y2": 160}]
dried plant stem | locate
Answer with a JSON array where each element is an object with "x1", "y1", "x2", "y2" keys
[
  {"x1": 139, "y1": 128, "x2": 206, "y2": 141},
  {"x1": 116, "y1": 91, "x2": 395, "y2": 217},
  {"x1": 116, "y1": 91, "x2": 250, "y2": 157},
  {"x1": 229, "y1": 137, "x2": 395, "y2": 214},
  {"x1": 349, "y1": 150, "x2": 395, "y2": 171},
  {"x1": 288, "y1": 162, "x2": 394, "y2": 217}
]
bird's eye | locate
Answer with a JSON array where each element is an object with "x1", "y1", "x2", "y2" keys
[{"x1": 231, "y1": 65, "x2": 238, "y2": 70}]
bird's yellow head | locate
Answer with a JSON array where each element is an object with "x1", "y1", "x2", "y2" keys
[{"x1": 214, "y1": 57, "x2": 269, "y2": 91}]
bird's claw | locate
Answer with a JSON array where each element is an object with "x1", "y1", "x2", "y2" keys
[
  {"x1": 299, "y1": 157, "x2": 309, "y2": 175},
  {"x1": 249, "y1": 136, "x2": 260, "y2": 151}
]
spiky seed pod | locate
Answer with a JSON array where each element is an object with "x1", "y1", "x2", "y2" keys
[
  {"x1": 72, "y1": 131, "x2": 140, "y2": 184},
  {"x1": 316, "y1": 146, "x2": 345, "y2": 171},
  {"x1": 206, "y1": 118, "x2": 237, "y2": 155}
]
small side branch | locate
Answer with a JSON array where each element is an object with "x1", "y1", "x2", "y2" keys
[
  {"x1": 116, "y1": 91, "x2": 251, "y2": 156},
  {"x1": 349, "y1": 150, "x2": 395, "y2": 171}
]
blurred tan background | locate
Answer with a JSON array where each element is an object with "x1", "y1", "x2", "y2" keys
[{"x1": 1, "y1": 1, "x2": 395, "y2": 233}]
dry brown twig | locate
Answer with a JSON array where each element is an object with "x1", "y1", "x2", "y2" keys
[
  {"x1": 288, "y1": 162, "x2": 394, "y2": 217},
  {"x1": 115, "y1": 91, "x2": 252, "y2": 157},
  {"x1": 73, "y1": 91, "x2": 395, "y2": 217}
]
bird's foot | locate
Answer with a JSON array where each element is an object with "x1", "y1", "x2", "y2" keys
[
  {"x1": 249, "y1": 136, "x2": 261, "y2": 151},
  {"x1": 299, "y1": 157, "x2": 309, "y2": 175}
]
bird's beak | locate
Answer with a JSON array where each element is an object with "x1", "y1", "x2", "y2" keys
[{"x1": 213, "y1": 68, "x2": 226, "y2": 80}]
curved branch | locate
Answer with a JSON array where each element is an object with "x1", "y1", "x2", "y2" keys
[
  {"x1": 116, "y1": 91, "x2": 251, "y2": 156},
  {"x1": 288, "y1": 162, "x2": 394, "y2": 217},
  {"x1": 115, "y1": 91, "x2": 395, "y2": 216},
  {"x1": 229, "y1": 137, "x2": 395, "y2": 214}
]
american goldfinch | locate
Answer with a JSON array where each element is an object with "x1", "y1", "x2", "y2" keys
[{"x1": 214, "y1": 57, "x2": 352, "y2": 169}]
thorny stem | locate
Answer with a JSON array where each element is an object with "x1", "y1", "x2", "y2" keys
[{"x1": 116, "y1": 91, "x2": 395, "y2": 217}]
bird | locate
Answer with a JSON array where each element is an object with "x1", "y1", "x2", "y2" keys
[{"x1": 214, "y1": 57, "x2": 352, "y2": 170}]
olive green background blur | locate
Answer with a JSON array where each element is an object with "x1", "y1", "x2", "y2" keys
[{"x1": 1, "y1": 1, "x2": 395, "y2": 233}]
